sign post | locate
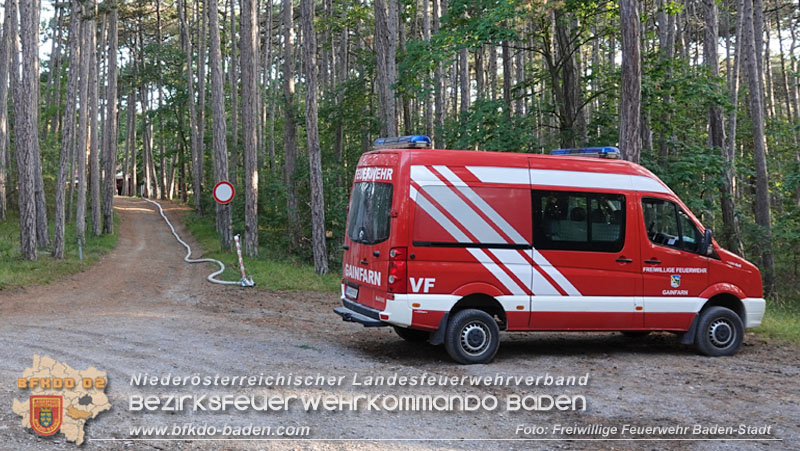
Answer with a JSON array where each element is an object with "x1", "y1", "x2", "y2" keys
[{"x1": 212, "y1": 181, "x2": 255, "y2": 287}]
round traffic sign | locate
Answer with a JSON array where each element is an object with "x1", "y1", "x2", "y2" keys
[{"x1": 213, "y1": 181, "x2": 235, "y2": 204}]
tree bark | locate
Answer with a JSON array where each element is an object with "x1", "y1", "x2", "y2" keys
[
  {"x1": 11, "y1": 0, "x2": 38, "y2": 259},
  {"x1": 228, "y1": 0, "x2": 241, "y2": 186},
  {"x1": 0, "y1": 0, "x2": 13, "y2": 222},
  {"x1": 54, "y1": 0, "x2": 83, "y2": 258},
  {"x1": 618, "y1": 0, "x2": 641, "y2": 163},
  {"x1": 716, "y1": 0, "x2": 744, "y2": 255},
  {"x1": 44, "y1": 4, "x2": 64, "y2": 139},
  {"x1": 423, "y1": 0, "x2": 433, "y2": 136},
  {"x1": 75, "y1": 0, "x2": 93, "y2": 248},
  {"x1": 433, "y1": 0, "x2": 444, "y2": 146},
  {"x1": 198, "y1": 0, "x2": 207, "y2": 203},
  {"x1": 209, "y1": 0, "x2": 233, "y2": 250},
  {"x1": 180, "y1": 0, "x2": 202, "y2": 213},
  {"x1": 122, "y1": 91, "x2": 133, "y2": 197},
  {"x1": 374, "y1": 0, "x2": 398, "y2": 136},
  {"x1": 282, "y1": 0, "x2": 300, "y2": 248},
  {"x1": 459, "y1": 46, "x2": 469, "y2": 114},
  {"x1": 103, "y1": 5, "x2": 118, "y2": 234},
  {"x1": 302, "y1": 0, "x2": 329, "y2": 274},
  {"x1": 242, "y1": 0, "x2": 260, "y2": 256},
  {"x1": 741, "y1": 0, "x2": 775, "y2": 295},
  {"x1": 89, "y1": 3, "x2": 101, "y2": 237}
]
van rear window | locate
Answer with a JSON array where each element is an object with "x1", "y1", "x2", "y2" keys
[{"x1": 347, "y1": 182, "x2": 393, "y2": 244}]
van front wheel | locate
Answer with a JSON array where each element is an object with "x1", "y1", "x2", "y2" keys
[
  {"x1": 444, "y1": 309, "x2": 500, "y2": 364},
  {"x1": 694, "y1": 306, "x2": 744, "y2": 356}
]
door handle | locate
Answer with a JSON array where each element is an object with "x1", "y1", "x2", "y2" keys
[
  {"x1": 360, "y1": 258, "x2": 368, "y2": 265},
  {"x1": 615, "y1": 257, "x2": 633, "y2": 263},
  {"x1": 644, "y1": 259, "x2": 662, "y2": 265}
]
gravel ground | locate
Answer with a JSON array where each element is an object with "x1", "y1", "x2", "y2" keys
[{"x1": 0, "y1": 197, "x2": 796, "y2": 450}]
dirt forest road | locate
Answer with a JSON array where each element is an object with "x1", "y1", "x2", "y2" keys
[{"x1": 1, "y1": 197, "x2": 798, "y2": 450}]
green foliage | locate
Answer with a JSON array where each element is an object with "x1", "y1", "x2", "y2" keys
[
  {"x1": 0, "y1": 212, "x2": 119, "y2": 291},
  {"x1": 756, "y1": 300, "x2": 800, "y2": 345},
  {"x1": 183, "y1": 212, "x2": 340, "y2": 293},
  {"x1": 442, "y1": 99, "x2": 539, "y2": 152}
]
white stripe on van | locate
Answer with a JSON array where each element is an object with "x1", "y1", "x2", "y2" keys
[
  {"x1": 416, "y1": 165, "x2": 579, "y2": 296},
  {"x1": 466, "y1": 166, "x2": 670, "y2": 194},
  {"x1": 410, "y1": 186, "x2": 526, "y2": 296}
]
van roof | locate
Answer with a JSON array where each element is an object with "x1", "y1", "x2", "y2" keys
[{"x1": 366, "y1": 148, "x2": 663, "y2": 181}]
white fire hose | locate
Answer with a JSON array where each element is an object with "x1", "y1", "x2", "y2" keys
[{"x1": 143, "y1": 197, "x2": 255, "y2": 287}]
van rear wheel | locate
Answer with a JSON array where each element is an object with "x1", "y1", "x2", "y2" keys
[
  {"x1": 444, "y1": 309, "x2": 500, "y2": 364},
  {"x1": 393, "y1": 326, "x2": 430, "y2": 343},
  {"x1": 694, "y1": 306, "x2": 744, "y2": 356}
]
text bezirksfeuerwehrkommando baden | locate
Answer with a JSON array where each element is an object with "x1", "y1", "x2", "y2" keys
[{"x1": 130, "y1": 372, "x2": 590, "y2": 388}]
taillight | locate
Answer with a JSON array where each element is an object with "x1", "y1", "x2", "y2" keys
[{"x1": 387, "y1": 247, "x2": 407, "y2": 293}]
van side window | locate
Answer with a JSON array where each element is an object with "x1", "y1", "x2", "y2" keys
[
  {"x1": 532, "y1": 190, "x2": 626, "y2": 252},
  {"x1": 642, "y1": 198, "x2": 702, "y2": 253}
]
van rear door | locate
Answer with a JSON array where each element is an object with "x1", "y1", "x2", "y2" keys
[{"x1": 342, "y1": 153, "x2": 398, "y2": 312}]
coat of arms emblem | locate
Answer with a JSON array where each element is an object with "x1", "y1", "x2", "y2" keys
[{"x1": 30, "y1": 395, "x2": 62, "y2": 436}]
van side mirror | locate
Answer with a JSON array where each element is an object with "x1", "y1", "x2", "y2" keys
[{"x1": 699, "y1": 229, "x2": 713, "y2": 256}]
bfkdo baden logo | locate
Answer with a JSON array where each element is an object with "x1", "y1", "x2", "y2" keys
[
  {"x1": 30, "y1": 395, "x2": 63, "y2": 436},
  {"x1": 13, "y1": 355, "x2": 111, "y2": 445}
]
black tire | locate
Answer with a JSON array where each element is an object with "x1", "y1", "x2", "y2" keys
[
  {"x1": 621, "y1": 331, "x2": 651, "y2": 338},
  {"x1": 393, "y1": 326, "x2": 430, "y2": 343},
  {"x1": 694, "y1": 306, "x2": 744, "y2": 356},
  {"x1": 444, "y1": 309, "x2": 500, "y2": 364}
]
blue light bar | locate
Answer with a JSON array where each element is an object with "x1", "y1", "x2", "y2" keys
[
  {"x1": 550, "y1": 146, "x2": 620, "y2": 159},
  {"x1": 372, "y1": 135, "x2": 432, "y2": 149}
]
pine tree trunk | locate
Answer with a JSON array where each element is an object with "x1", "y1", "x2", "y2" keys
[
  {"x1": 89, "y1": 4, "x2": 101, "y2": 237},
  {"x1": 282, "y1": 0, "x2": 300, "y2": 248},
  {"x1": 432, "y1": 0, "x2": 444, "y2": 147},
  {"x1": 724, "y1": 0, "x2": 746, "y2": 254},
  {"x1": 742, "y1": 0, "x2": 775, "y2": 295},
  {"x1": 374, "y1": 0, "x2": 398, "y2": 137},
  {"x1": 102, "y1": 6, "x2": 118, "y2": 234},
  {"x1": 209, "y1": 0, "x2": 233, "y2": 250},
  {"x1": 44, "y1": 5, "x2": 64, "y2": 139},
  {"x1": 618, "y1": 0, "x2": 641, "y2": 163},
  {"x1": 54, "y1": 0, "x2": 83, "y2": 258},
  {"x1": 242, "y1": 0, "x2": 260, "y2": 256},
  {"x1": 502, "y1": 30, "x2": 512, "y2": 115},
  {"x1": 198, "y1": 0, "x2": 207, "y2": 203},
  {"x1": 122, "y1": 91, "x2": 133, "y2": 197},
  {"x1": 76, "y1": 0, "x2": 92, "y2": 248},
  {"x1": 180, "y1": 0, "x2": 202, "y2": 213},
  {"x1": 0, "y1": 0, "x2": 13, "y2": 222},
  {"x1": 423, "y1": 0, "x2": 433, "y2": 136},
  {"x1": 302, "y1": 0, "x2": 329, "y2": 274},
  {"x1": 11, "y1": 0, "x2": 37, "y2": 259},
  {"x1": 459, "y1": 47, "x2": 469, "y2": 114},
  {"x1": 265, "y1": 0, "x2": 277, "y2": 172},
  {"x1": 228, "y1": 0, "x2": 240, "y2": 184}
]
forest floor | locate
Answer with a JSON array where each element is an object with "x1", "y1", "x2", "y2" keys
[{"x1": 0, "y1": 197, "x2": 797, "y2": 450}]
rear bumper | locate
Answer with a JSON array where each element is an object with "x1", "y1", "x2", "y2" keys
[
  {"x1": 334, "y1": 298, "x2": 387, "y2": 327},
  {"x1": 742, "y1": 297, "x2": 766, "y2": 328}
]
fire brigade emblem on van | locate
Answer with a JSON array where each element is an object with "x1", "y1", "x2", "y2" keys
[{"x1": 670, "y1": 275, "x2": 681, "y2": 288}]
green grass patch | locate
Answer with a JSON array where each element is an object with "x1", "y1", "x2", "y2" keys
[
  {"x1": 754, "y1": 301, "x2": 800, "y2": 345},
  {"x1": 0, "y1": 212, "x2": 119, "y2": 291},
  {"x1": 183, "y1": 212, "x2": 340, "y2": 293}
]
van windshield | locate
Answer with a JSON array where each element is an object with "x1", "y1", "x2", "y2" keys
[{"x1": 347, "y1": 182, "x2": 393, "y2": 245}]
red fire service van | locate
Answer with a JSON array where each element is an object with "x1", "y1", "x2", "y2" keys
[{"x1": 334, "y1": 136, "x2": 766, "y2": 364}]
